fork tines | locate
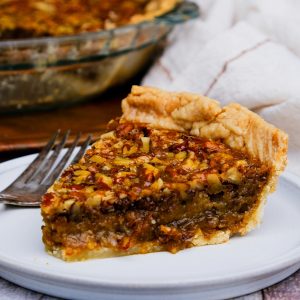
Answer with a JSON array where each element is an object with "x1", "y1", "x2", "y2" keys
[
  {"x1": 7, "y1": 131, "x2": 91, "y2": 190},
  {"x1": 0, "y1": 131, "x2": 91, "y2": 206}
]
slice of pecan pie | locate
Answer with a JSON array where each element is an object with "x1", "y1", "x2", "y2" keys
[{"x1": 41, "y1": 86, "x2": 288, "y2": 261}]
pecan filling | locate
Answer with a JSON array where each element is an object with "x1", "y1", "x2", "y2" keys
[
  {"x1": 41, "y1": 119, "x2": 270, "y2": 259},
  {"x1": 0, "y1": 0, "x2": 169, "y2": 40}
]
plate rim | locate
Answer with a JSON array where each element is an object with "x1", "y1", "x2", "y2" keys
[{"x1": 0, "y1": 154, "x2": 300, "y2": 290}]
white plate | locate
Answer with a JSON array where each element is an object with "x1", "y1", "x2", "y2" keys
[{"x1": 0, "y1": 154, "x2": 299, "y2": 300}]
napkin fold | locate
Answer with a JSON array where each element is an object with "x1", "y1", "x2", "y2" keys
[{"x1": 143, "y1": 0, "x2": 300, "y2": 176}]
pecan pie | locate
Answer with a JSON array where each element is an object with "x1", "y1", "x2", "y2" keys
[
  {"x1": 0, "y1": 0, "x2": 179, "y2": 40},
  {"x1": 41, "y1": 86, "x2": 288, "y2": 261}
]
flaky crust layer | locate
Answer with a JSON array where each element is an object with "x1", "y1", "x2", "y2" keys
[
  {"x1": 121, "y1": 85, "x2": 288, "y2": 240},
  {"x1": 122, "y1": 85, "x2": 288, "y2": 174}
]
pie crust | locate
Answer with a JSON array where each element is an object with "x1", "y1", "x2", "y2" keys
[{"x1": 122, "y1": 86, "x2": 287, "y2": 173}]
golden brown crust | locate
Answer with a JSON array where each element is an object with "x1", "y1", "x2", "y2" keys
[
  {"x1": 122, "y1": 85, "x2": 288, "y2": 174},
  {"x1": 122, "y1": 85, "x2": 221, "y2": 132}
]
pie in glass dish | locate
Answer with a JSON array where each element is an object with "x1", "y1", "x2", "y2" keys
[{"x1": 41, "y1": 86, "x2": 288, "y2": 261}]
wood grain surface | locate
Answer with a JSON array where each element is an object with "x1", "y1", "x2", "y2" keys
[{"x1": 0, "y1": 87, "x2": 127, "y2": 154}]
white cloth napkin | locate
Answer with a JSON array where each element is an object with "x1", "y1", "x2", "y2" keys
[{"x1": 143, "y1": 0, "x2": 300, "y2": 176}]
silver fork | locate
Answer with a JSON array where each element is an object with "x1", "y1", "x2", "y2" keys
[{"x1": 0, "y1": 131, "x2": 91, "y2": 207}]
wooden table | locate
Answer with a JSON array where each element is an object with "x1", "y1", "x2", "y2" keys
[
  {"x1": 0, "y1": 88, "x2": 127, "y2": 157},
  {"x1": 0, "y1": 88, "x2": 299, "y2": 299}
]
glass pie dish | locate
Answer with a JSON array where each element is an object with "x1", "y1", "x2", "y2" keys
[{"x1": 0, "y1": 1, "x2": 198, "y2": 113}]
